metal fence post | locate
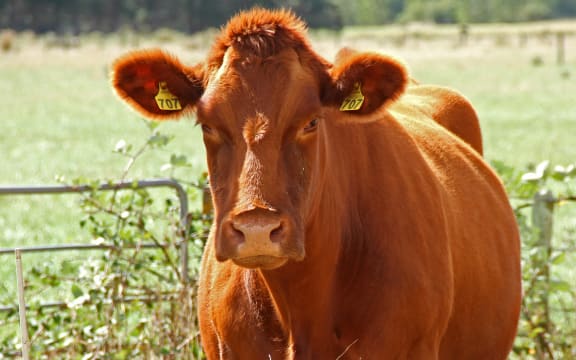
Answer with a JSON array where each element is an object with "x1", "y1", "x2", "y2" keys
[
  {"x1": 15, "y1": 249, "x2": 30, "y2": 360},
  {"x1": 532, "y1": 189, "x2": 556, "y2": 355},
  {"x1": 556, "y1": 32, "x2": 565, "y2": 66},
  {"x1": 533, "y1": 189, "x2": 555, "y2": 247}
]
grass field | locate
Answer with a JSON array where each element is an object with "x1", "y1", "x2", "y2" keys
[
  {"x1": 3, "y1": 25, "x2": 573, "y2": 242},
  {"x1": 1, "y1": 21, "x2": 575, "y2": 357}
]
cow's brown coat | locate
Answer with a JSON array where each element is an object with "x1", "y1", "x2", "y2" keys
[{"x1": 111, "y1": 8, "x2": 521, "y2": 359}]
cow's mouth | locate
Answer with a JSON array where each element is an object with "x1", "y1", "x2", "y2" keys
[{"x1": 232, "y1": 255, "x2": 288, "y2": 270}]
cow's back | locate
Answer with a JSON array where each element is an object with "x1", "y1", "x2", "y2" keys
[{"x1": 392, "y1": 84, "x2": 484, "y2": 155}]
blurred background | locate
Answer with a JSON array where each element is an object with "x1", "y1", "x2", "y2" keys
[{"x1": 1, "y1": 0, "x2": 576, "y2": 34}]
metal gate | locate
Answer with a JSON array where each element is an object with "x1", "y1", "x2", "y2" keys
[{"x1": 0, "y1": 179, "x2": 191, "y2": 358}]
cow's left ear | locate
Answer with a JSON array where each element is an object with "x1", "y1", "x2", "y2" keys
[
  {"x1": 111, "y1": 49, "x2": 204, "y2": 120},
  {"x1": 322, "y1": 50, "x2": 408, "y2": 115}
]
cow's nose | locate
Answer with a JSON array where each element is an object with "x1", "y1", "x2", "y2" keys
[
  {"x1": 232, "y1": 218, "x2": 284, "y2": 244},
  {"x1": 217, "y1": 210, "x2": 289, "y2": 266}
]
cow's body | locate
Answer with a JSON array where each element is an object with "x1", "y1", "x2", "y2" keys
[
  {"x1": 198, "y1": 92, "x2": 517, "y2": 359},
  {"x1": 399, "y1": 84, "x2": 484, "y2": 155},
  {"x1": 111, "y1": 8, "x2": 521, "y2": 359}
]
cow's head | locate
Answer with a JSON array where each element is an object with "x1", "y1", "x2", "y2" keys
[{"x1": 111, "y1": 8, "x2": 408, "y2": 270}]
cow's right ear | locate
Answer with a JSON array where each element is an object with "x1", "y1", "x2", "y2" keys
[{"x1": 111, "y1": 49, "x2": 204, "y2": 120}]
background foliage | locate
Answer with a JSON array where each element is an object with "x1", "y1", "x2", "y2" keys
[
  {"x1": 495, "y1": 160, "x2": 576, "y2": 358},
  {"x1": 1, "y1": 124, "x2": 212, "y2": 359},
  {"x1": 1, "y1": 0, "x2": 576, "y2": 34}
]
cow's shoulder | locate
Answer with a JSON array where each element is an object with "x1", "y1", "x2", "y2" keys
[{"x1": 391, "y1": 84, "x2": 483, "y2": 155}]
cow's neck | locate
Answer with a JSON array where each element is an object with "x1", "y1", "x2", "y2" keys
[
  {"x1": 256, "y1": 124, "x2": 355, "y2": 357},
  {"x1": 259, "y1": 227, "x2": 341, "y2": 357}
]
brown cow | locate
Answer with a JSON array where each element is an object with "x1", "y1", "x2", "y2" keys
[{"x1": 111, "y1": 8, "x2": 521, "y2": 359}]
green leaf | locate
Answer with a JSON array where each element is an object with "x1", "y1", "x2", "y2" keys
[
  {"x1": 148, "y1": 133, "x2": 173, "y2": 147},
  {"x1": 71, "y1": 284, "x2": 84, "y2": 298},
  {"x1": 529, "y1": 326, "x2": 545, "y2": 338},
  {"x1": 549, "y1": 279, "x2": 573, "y2": 293},
  {"x1": 552, "y1": 165, "x2": 568, "y2": 181},
  {"x1": 145, "y1": 119, "x2": 161, "y2": 131},
  {"x1": 170, "y1": 154, "x2": 189, "y2": 167},
  {"x1": 60, "y1": 261, "x2": 77, "y2": 275},
  {"x1": 550, "y1": 252, "x2": 567, "y2": 265}
]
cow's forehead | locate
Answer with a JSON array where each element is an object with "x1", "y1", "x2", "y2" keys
[{"x1": 198, "y1": 47, "x2": 321, "y2": 130}]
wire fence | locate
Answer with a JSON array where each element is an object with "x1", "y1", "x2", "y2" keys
[
  {"x1": 515, "y1": 190, "x2": 576, "y2": 358},
  {"x1": 1, "y1": 179, "x2": 574, "y2": 358},
  {"x1": 0, "y1": 179, "x2": 192, "y2": 358}
]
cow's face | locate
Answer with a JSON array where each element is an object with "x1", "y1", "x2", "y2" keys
[
  {"x1": 193, "y1": 47, "x2": 326, "y2": 269},
  {"x1": 111, "y1": 13, "x2": 407, "y2": 270}
]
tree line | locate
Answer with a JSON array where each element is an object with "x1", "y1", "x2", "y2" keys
[
  {"x1": 335, "y1": 0, "x2": 576, "y2": 26},
  {"x1": 1, "y1": 0, "x2": 575, "y2": 34}
]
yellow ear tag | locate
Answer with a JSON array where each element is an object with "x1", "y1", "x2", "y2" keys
[
  {"x1": 155, "y1": 81, "x2": 182, "y2": 111},
  {"x1": 339, "y1": 82, "x2": 365, "y2": 111}
]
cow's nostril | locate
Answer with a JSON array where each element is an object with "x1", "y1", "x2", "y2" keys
[
  {"x1": 227, "y1": 221, "x2": 246, "y2": 245},
  {"x1": 231, "y1": 224, "x2": 244, "y2": 237},
  {"x1": 270, "y1": 223, "x2": 284, "y2": 242}
]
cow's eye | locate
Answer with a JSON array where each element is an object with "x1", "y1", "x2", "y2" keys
[
  {"x1": 201, "y1": 124, "x2": 213, "y2": 134},
  {"x1": 303, "y1": 118, "x2": 319, "y2": 133}
]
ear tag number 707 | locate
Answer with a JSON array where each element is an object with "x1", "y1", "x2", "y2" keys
[
  {"x1": 155, "y1": 81, "x2": 182, "y2": 111},
  {"x1": 340, "y1": 82, "x2": 365, "y2": 111}
]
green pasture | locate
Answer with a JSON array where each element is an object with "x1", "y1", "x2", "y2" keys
[{"x1": 0, "y1": 22, "x2": 575, "y2": 357}]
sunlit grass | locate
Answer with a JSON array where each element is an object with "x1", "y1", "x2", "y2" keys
[{"x1": 2, "y1": 21, "x2": 575, "y2": 283}]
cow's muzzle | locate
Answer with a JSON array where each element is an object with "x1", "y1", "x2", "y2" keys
[{"x1": 215, "y1": 208, "x2": 304, "y2": 269}]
